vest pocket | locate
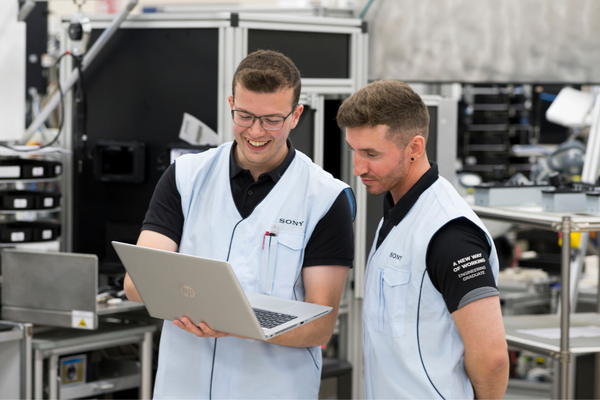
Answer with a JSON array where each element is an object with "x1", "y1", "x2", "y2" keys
[
  {"x1": 375, "y1": 266, "x2": 410, "y2": 337},
  {"x1": 261, "y1": 231, "x2": 304, "y2": 299}
]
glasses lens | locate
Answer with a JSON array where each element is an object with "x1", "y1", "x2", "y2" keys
[
  {"x1": 233, "y1": 111, "x2": 254, "y2": 127},
  {"x1": 260, "y1": 117, "x2": 284, "y2": 130}
]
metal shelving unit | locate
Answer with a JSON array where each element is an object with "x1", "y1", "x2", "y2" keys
[
  {"x1": 472, "y1": 204, "x2": 600, "y2": 399},
  {"x1": 32, "y1": 323, "x2": 155, "y2": 399},
  {"x1": 0, "y1": 177, "x2": 61, "y2": 185},
  {"x1": 0, "y1": 153, "x2": 63, "y2": 247},
  {"x1": 0, "y1": 207, "x2": 61, "y2": 214},
  {"x1": 460, "y1": 84, "x2": 533, "y2": 181}
]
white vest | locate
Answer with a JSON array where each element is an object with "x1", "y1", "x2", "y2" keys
[
  {"x1": 153, "y1": 142, "x2": 349, "y2": 399},
  {"x1": 363, "y1": 176, "x2": 499, "y2": 400}
]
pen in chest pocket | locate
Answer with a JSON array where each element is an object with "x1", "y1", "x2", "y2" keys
[
  {"x1": 261, "y1": 224, "x2": 280, "y2": 295},
  {"x1": 261, "y1": 224, "x2": 279, "y2": 250},
  {"x1": 262, "y1": 231, "x2": 277, "y2": 249}
]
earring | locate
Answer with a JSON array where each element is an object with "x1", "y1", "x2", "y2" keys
[{"x1": 411, "y1": 157, "x2": 414, "y2": 161}]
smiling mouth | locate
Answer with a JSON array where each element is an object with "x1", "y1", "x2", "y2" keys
[{"x1": 246, "y1": 138, "x2": 269, "y2": 148}]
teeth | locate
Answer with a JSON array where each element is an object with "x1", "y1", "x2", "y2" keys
[{"x1": 247, "y1": 139, "x2": 268, "y2": 147}]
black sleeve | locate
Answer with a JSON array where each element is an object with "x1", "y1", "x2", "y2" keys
[
  {"x1": 141, "y1": 163, "x2": 184, "y2": 245},
  {"x1": 303, "y1": 188, "x2": 355, "y2": 268},
  {"x1": 426, "y1": 217, "x2": 499, "y2": 313}
]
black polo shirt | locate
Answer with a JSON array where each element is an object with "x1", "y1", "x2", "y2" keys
[
  {"x1": 142, "y1": 140, "x2": 355, "y2": 268},
  {"x1": 376, "y1": 163, "x2": 499, "y2": 313}
]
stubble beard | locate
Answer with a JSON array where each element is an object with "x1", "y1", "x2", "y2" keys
[{"x1": 363, "y1": 155, "x2": 407, "y2": 197}]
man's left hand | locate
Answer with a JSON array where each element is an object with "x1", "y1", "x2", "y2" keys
[{"x1": 173, "y1": 317, "x2": 233, "y2": 339}]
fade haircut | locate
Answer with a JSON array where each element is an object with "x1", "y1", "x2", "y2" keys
[
  {"x1": 232, "y1": 50, "x2": 301, "y2": 107},
  {"x1": 336, "y1": 80, "x2": 430, "y2": 147}
]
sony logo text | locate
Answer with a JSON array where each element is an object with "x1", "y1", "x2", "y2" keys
[{"x1": 279, "y1": 218, "x2": 304, "y2": 227}]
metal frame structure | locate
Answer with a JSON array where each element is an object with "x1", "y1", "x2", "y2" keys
[
  {"x1": 142, "y1": 4, "x2": 355, "y2": 18},
  {"x1": 24, "y1": 0, "x2": 139, "y2": 144},
  {"x1": 472, "y1": 205, "x2": 600, "y2": 399},
  {"x1": 0, "y1": 321, "x2": 33, "y2": 400},
  {"x1": 421, "y1": 95, "x2": 458, "y2": 185},
  {"x1": 32, "y1": 325, "x2": 154, "y2": 400}
]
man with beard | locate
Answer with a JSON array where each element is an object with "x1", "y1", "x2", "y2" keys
[{"x1": 338, "y1": 80, "x2": 508, "y2": 399}]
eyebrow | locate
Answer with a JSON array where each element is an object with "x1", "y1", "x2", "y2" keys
[
  {"x1": 346, "y1": 141, "x2": 379, "y2": 153},
  {"x1": 233, "y1": 107, "x2": 286, "y2": 117}
]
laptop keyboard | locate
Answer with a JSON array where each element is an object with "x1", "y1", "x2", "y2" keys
[{"x1": 253, "y1": 308, "x2": 298, "y2": 329}]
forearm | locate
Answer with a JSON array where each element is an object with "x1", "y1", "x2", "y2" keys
[
  {"x1": 453, "y1": 296, "x2": 509, "y2": 399},
  {"x1": 124, "y1": 273, "x2": 143, "y2": 303},
  {"x1": 267, "y1": 308, "x2": 337, "y2": 348},
  {"x1": 465, "y1": 350, "x2": 509, "y2": 399},
  {"x1": 266, "y1": 266, "x2": 348, "y2": 347}
]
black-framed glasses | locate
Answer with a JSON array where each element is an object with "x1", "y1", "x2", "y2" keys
[{"x1": 231, "y1": 106, "x2": 297, "y2": 131}]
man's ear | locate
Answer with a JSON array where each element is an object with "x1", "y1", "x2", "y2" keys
[
  {"x1": 228, "y1": 95, "x2": 234, "y2": 110},
  {"x1": 408, "y1": 135, "x2": 426, "y2": 160},
  {"x1": 290, "y1": 105, "x2": 304, "y2": 129}
]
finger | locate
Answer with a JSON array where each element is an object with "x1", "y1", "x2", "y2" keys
[
  {"x1": 176, "y1": 318, "x2": 205, "y2": 336},
  {"x1": 198, "y1": 322, "x2": 215, "y2": 334},
  {"x1": 173, "y1": 319, "x2": 185, "y2": 329},
  {"x1": 199, "y1": 323, "x2": 230, "y2": 338}
]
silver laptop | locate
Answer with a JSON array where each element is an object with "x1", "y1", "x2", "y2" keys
[{"x1": 112, "y1": 241, "x2": 332, "y2": 341}]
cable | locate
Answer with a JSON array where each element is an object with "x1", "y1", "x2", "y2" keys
[
  {"x1": 416, "y1": 268, "x2": 445, "y2": 400},
  {"x1": 359, "y1": 0, "x2": 376, "y2": 19},
  {"x1": 1, "y1": 51, "x2": 85, "y2": 153}
]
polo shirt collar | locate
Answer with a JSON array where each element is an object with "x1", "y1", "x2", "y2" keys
[
  {"x1": 230, "y1": 138, "x2": 296, "y2": 182},
  {"x1": 383, "y1": 162, "x2": 439, "y2": 226}
]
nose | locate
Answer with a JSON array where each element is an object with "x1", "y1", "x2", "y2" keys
[
  {"x1": 353, "y1": 153, "x2": 367, "y2": 177},
  {"x1": 247, "y1": 118, "x2": 266, "y2": 138}
]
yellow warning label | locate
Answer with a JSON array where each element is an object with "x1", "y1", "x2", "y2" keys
[{"x1": 72, "y1": 310, "x2": 94, "y2": 329}]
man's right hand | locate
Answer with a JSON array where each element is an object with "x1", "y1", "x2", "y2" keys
[{"x1": 123, "y1": 230, "x2": 178, "y2": 303}]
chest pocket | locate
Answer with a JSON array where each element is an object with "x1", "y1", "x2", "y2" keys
[
  {"x1": 261, "y1": 231, "x2": 305, "y2": 299},
  {"x1": 375, "y1": 266, "x2": 411, "y2": 337}
]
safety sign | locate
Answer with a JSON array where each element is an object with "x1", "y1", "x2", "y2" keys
[{"x1": 71, "y1": 310, "x2": 94, "y2": 330}]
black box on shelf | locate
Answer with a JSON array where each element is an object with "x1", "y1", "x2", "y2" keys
[
  {"x1": 34, "y1": 192, "x2": 61, "y2": 209},
  {"x1": 32, "y1": 222, "x2": 61, "y2": 241},
  {"x1": 0, "y1": 159, "x2": 23, "y2": 179},
  {"x1": 0, "y1": 191, "x2": 61, "y2": 210},
  {"x1": 0, "y1": 191, "x2": 36, "y2": 210},
  {"x1": 46, "y1": 161, "x2": 62, "y2": 177},
  {"x1": 0, "y1": 159, "x2": 63, "y2": 180},
  {"x1": 0, "y1": 222, "x2": 34, "y2": 243},
  {"x1": 20, "y1": 160, "x2": 47, "y2": 179},
  {"x1": 21, "y1": 160, "x2": 63, "y2": 179}
]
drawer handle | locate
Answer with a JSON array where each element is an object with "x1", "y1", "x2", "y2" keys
[{"x1": 92, "y1": 382, "x2": 115, "y2": 390}]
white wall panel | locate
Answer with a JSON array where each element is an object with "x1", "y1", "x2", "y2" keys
[{"x1": 358, "y1": 0, "x2": 600, "y2": 83}]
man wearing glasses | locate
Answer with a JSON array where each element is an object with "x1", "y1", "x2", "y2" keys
[{"x1": 124, "y1": 50, "x2": 355, "y2": 399}]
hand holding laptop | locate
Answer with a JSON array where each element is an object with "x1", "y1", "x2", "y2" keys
[
  {"x1": 173, "y1": 317, "x2": 243, "y2": 340},
  {"x1": 113, "y1": 241, "x2": 332, "y2": 341}
]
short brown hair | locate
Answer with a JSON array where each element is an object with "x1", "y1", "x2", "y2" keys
[
  {"x1": 232, "y1": 50, "x2": 301, "y2": 106},
  {"x1": 336, "y1": 80, "x2": 430, "y2": 146}
]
